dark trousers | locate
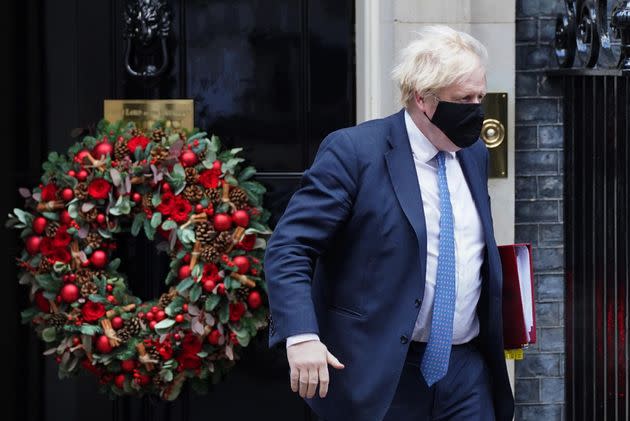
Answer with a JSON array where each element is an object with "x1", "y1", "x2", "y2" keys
[{"x1": 382, "y1": 340, "x2": 495, "y2": 421}]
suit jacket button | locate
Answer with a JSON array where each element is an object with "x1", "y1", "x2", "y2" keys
[
  {"x1": 415, "y1": 299, "x2": 422, "y2": 308},
  {"x1": 400, "y1": 335, "x2": 409, "y2": 344}
]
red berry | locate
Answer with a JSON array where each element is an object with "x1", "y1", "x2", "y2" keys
[
  {"x1": 156, "y1": 310, "x2": 166, "y2": 321},
  {"x1": 195, "y1": 204, "x2": 203, "y2": 213},
  {"x1": 68, "y1": 274, "x2": 76, "y2": 282},
  {"x1": 229, "y1": 332, "x2": 239, "y2": 345},
  {"x1": 247, "y1": 291, "x2": 263, "y2": 309},
  {"x1": 106, "y1": 284, "x2": 113, "y2": 292},
  {"x1": 151, "y1": 306, "x2": 160, "y2": 314},
  {"x1": 174, "y1": 333, "x2": 181, "y2": 341},
  {"x1": 149, "y1": 320, "x2": 157, "y2": 330},
  {"x1": 68, "y1": 170, "x2": 76, "y2": 177},
  {"x1": 114, "y1": 374, "x2": 126, "y2": 389},
  {"x1": 96, "y1": 335, "x2": 112, "y2": 353},
  {"x1": 178, "y1": 265, "x2": 192, "y2": 279},
  {"x1": 183, "y1": 254, "x2": 191, "y2": 263},
  {"x1": 217, "y1": 284, "x2": 226, "y2": 295},
  {"x1": 233, "y1": 256, "x2": 250, "y2": 274},
  {"x1": 107, "y1": 295, "x2": 116, "y2": 304},
  {"x1": 96, "y1": 214, "x2": 106, "y2": 224},
  {"x1": 181, "y1": 150, "x2": 198, "y2": 167},
  {"x1": 111, "y1": 317, "x2": 124, "y2": 330},
  {"x1": 212, "y1": 161, "x2": 222, "y2": 170},
  {"x1": 72, "y1": 336, "x2": 81, "y2": 346},
  {"x1": 232, "y1": 210, "x2": 250, "y2": 227},
  {"x1": 162, "y1": 182, "x2": 171, "y2": 192},
  {"x1": 175, "y1": 314, "x2": 184, "y2": 323},
  {"x1": 182, "y1": 303, "x2": 188, "y2": 312},
  {"x1": 75, "y1": 149, "x2": 91, "y2": 164},
  {"x1": 32, "y1": 217, "x2": 47, "y2": 234},
  {"x1": 121, "y1": 359, "x2": 136, "y2": 372},
  {"x1": 77, "y1": 170, "x2": 88, "y2": 181},
  {"x1": 207, "y1": 329, "x2": 221, "y2": 345},
  {"x1": 202, "y1": 279, "x2": 216, "y2": 292},
  {"x1": 145, "y1": 312, "x2": 155, "y2": 321},
  {"x1": 132, "y1": 192, "x2": 142, "y2": 203},
  {"x1": 213, "y1": 213, "x2": 232, "y2": 231}
]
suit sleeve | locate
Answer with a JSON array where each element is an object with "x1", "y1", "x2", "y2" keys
[{"x1": 264, "y1": 130, "x2": 358, "y2": 347}]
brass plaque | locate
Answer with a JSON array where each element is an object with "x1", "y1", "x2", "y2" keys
[
  {"x1": 104, "y1": 99, "x2": 194, "y2": 131},
  {"x1": 481, "y1": 93, "x2": 508, "y2": 178}
]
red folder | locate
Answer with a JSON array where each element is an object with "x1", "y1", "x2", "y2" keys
[{"x1": 498, "y1": 243, "x2": 536, "y2": 349}]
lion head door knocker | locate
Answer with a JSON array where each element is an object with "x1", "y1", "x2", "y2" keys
[{"x1": 124, "y1": 0, "x2": 172, "y2": 78}]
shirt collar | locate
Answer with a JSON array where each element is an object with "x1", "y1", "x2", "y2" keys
[{"x1": 404, "y1": 109, "x2": 456, "y2": 163}]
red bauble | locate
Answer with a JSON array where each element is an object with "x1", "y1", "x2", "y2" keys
[
  {"x1": 156, "y1": 310, "x2": 166, "y2": 321},
  {"x1": 233, "y1": 256, "x2": 250, "y2": 274},
  {"x1": 96, "y1": 335, "x2": 113, "y2": 353},
  {"x1": 179, "y1": 265, "x2": 192, "y2": 279},
  {"x1": 132, "y1": 192, "x2": 142, "y2": 203},
  {"x1": 96, "y1": 214, "x2": 106, "y2": 224},
  {"x1": 60, "y1": 283, "x2": 80, "y2": 303},
  {"x1": 149, "y1": 320, "x2": 157, "y2": 330},
  {"x1": 92, "y1": 141, "x2": 114, "y2": 159},
  {"x1": 181, "y1": 150, "x2": 198, "y2": 167},
  {"x1": 32, "y1": 217, "x2": 47, "y2": 234},
  {"x1": 145, "y1": 312, "x2": 155, "y2": 321},
  {"x1": 247, "y1": 291, "x2": 263, "y2": 310},
  {"x1": 60, "y1": 210, "x2": 72, "y2": 225},
  {"x1": 61, "y1": 188, "x2": 74, "y2": 201},
  {"x1": 114, "y1": 374, "x2": 126, "y2": 389},
  {"x1": 232, "y1": 210, "x2": 250, "y2": 227},
  {"x1": 34, "y1": 290, "x2": 51, "y2": 312},
  {"x1": 121, "y1": 359, "x2": 136, "y2": 372},
  {"x1": 111, "y1": 316, "x2": 124, "y2": 330},
  {"x1": 25, "y1": 235, "x2": 42, "y2": 255},
  {"x1": 90, "y1": 250, "x2": 108, "y2": 268},
  {"x1": 212, "y1": 160, "x2": 222, "y2": 170},
  {"x1": 75, "y1": 149, "x2": 91, "y2": 164},
  {"x1": 207, "y1": 329, "x2": 221, "y2": 345},
  {"x1": 202, "y1": 279, "x2": 216, "y2": 292},
  {"x1": 217, "y1": 284, "x2": 226, "y2": 295},
  {"x1": 175, "y1": 314, "x2": 184, "y2": 323},
  {"x1": 213, "y1": 213, "x2": 232, "y2": 231},
  {"x1": 76, "y1": 170, "x2": 88, "y2": 181}
]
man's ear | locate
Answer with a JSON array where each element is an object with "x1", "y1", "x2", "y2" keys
[{"x1": 414, "y1": 92, "x2": 429, "y2": 114}]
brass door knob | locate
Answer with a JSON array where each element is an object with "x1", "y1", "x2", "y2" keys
[{"x1": 481, "y1": 118, "x2": 505, "y2": 148}]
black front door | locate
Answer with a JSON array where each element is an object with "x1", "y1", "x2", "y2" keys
[{"x1": 4, "y1": 1, "x2": 355, "y2": 420}]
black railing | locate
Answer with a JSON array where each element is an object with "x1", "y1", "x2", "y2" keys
[{"x1": 559, "y1": 72, "x2": 629, "y2": 421}]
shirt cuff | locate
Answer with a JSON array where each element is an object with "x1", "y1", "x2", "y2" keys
[{"x1": 286, "y1": 333, "x2": 320, "y2": 348}]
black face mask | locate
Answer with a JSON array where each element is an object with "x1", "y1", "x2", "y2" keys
[{"x1": 425, "y1": 100, "x2": 484, "y2": 149}]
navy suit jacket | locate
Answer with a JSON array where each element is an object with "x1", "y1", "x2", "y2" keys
[{"x1": 264, "y1": 110, "x2": 514, "y2": 420}]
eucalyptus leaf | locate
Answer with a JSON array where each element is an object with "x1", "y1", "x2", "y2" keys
[
  {"x1": 143, "y1": 218, "x2": 155, "y2": 240},
  {"x1": 161, "y1": 219, "x2": 178, "y2": 230},
  {"x1": 151, "y1": 212, "x2": 162, "y2": 228},
  {"x1": 176, "y1": 277, "x2": 194, "y2": 293},
  {"x1": 42, "y1": 327, "x2": 57, "y2": 342},
  {"x1": 205, "y1": 295, "x2": 221, "y2": 311},
  {"x1": 110, "y1": 168, "x2": 122, "y2": 187},
  {"x1": 219, "y1": 303, "x2": 229, "y2": 324},
  {"x1": 189, "y1": 283, "x2": 202, "y2": 302},
  {"x1": 131, "y1": 212, "x2": 144, "y2": 236},
  {"x1": 154, "y1": 318, "x2": 176, "y2": 335},
  {"x1": 237, "y1": 166, "x2": 257, "y2": 182}
]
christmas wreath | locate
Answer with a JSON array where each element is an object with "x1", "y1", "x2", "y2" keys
[{"x1": 6, "y1": 121, "x2": 272, "y2": 399}]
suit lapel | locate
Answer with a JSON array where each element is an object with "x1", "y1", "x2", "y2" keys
[{"x1": 384, "y1": 111, "x2": 427, "y2": 264}]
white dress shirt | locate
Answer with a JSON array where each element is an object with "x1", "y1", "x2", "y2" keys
[{"x1": 286, "y1": 111, "x2": 485, "y2": 347}]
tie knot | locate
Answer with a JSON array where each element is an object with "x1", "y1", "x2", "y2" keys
[{"x1": 436, "y1": 151, "x2": 446, "y2": 168}]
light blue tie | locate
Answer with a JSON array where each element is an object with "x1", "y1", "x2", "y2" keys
[{"x1": 420, "y1": 151, "x2": 456, "y2": 387}]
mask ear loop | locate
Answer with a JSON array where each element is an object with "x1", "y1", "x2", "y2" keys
[{"x1": 422, "y1": 92, "x2": 441, "y2": 122}]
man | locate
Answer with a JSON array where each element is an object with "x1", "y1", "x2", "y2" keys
[{"x1": 264, "y1": 25, "x2": 514, "y2": 420}]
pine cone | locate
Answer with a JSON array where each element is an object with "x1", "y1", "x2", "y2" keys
[
  {"x1": 48, "y1": 313, "x2": 67, "y2": 328},
  {"x1": 38, "y1": 258, "x2": 53, "y2": 274},
  {"x1": 124, "y1": 317, "x2": 142, "y2": 336},
  {"x1": 45, "y1": 221, "x2": 60, "y2": 237},
  {"x1": 85, "y1": 231, "x2": 103, "y2": 250},
  {"x1": 74, "y1": 183, "x2": 89, "y2": 200},
  {"x1": 142, "y1": 192, "x2": 154, "y2": 209},
  {"x1": 185, "y1": 167, "x2": 199, "y2": 184},
  {"x1": 80, "y1": 282, "x2": 98, "y2": 298},
  {"x1": 153, "y1": 374, "x2": 166, "y2": 389},
  {"x1": 147, "y1": 346, "x2": 161, "y2": 362},
  {"x1": 229, "y1": 187, "x2": 249, "y2": 209},
  {"x1": 114, "y1": 139, "x2": 129, "y2": 161},
  {"x1": 213, "y1": 231, "x2": 232, "y2": 252},
  {"x1": 117, "y1": 327, "x2": 132, "y2": 343},
  {"x1": 152, "y1": 128, "x2": 166, "y2": 143},
  {"x1": 76, "y1": 268, "x2": 94, "y2": 285},
  {"x1": 183, "y1": 185, "x2": 204, "y2": 203},
  {"x1": 158, "y1": 293, "x2": 173, "y2": 309},
  {"x1": 150, "y1": 146, "x2": 170, "y2": 162},
  {"x1": 131, "y1": 128, "x2": 144, "y2": 137},
  {"x1": 201, "y1": 245, "x2": 221, "y2": 263},
  {"x1": 79, "y1": 207, "x2": 99, "y2": 223},
  {"x1": 235, "y1": 287, "x2": 250, "y2": 301},
  {"x1": 205, "y1": 188, "x2": 222, "y2": 206},
  {"x1": 195, "y1": 221, "x2": 216, "y2": 245}
]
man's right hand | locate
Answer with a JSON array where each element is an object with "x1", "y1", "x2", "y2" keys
[{"x1": 287, "y1": 340, "x2": 345, "y2": 399}]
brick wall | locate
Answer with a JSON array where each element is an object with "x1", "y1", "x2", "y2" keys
[{"x1": 514, "y1": 1, "x2": 565, "y2": 420}]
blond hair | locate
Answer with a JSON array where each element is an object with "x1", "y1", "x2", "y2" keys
[{"x1": 392, "y1": 25, "x2": 488, "y2": 107}]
